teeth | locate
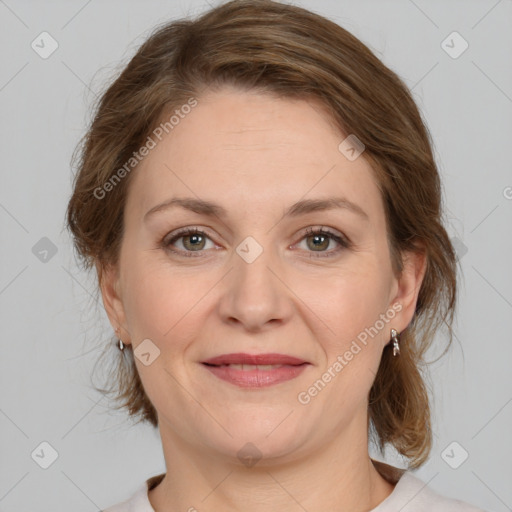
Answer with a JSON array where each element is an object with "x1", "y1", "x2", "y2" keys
[{"x1": 227, "y1": 364, "x2": 283, "y2": 370}]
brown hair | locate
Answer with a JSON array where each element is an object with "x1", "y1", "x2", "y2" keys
[{"x1": 66, "y1": 0, "x2": 457, "y2": 469}]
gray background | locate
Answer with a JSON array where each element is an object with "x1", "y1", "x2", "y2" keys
[{"x1": 1, "y1": 0, "x2": 511, "y2": 511}]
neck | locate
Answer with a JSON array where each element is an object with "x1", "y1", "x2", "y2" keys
[{"x1": 148, "y1": 417, "x2": 396, "y2": 512}]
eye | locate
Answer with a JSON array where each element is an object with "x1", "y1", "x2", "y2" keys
[
  {"x1": 162, "y1": 226, "x2": 351, "y2": 258},
  {"x1": 162, "y1": 228, "x2": 216, "y2": 257},
  {"x1": 295, "y1": 227, "x2": 350, "y2": 258}
]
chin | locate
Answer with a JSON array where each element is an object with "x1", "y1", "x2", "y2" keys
[{"x1": 198, "y1": 412, "x2": 311, "y2": 465}]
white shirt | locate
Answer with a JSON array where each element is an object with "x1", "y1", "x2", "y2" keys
[{"x1": 102, "y1": 465, "x2": 487, "y2": 512}]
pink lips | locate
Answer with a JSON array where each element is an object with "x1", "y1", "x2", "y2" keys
[{"x1": 201, "y1": 352, "x2": 310, "y2": 388}]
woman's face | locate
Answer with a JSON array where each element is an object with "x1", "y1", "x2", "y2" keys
[{"x1": 101, "y1": 87, "x2": 424, "y2": 463}]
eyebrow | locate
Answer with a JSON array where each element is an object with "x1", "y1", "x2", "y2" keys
[{"x1": 144, "y1": 196, "x2": 369, "y2": 222}]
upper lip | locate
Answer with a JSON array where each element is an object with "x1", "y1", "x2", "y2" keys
[{"x1": 202, "y1": 353, "x2": 308, "y2": 366}]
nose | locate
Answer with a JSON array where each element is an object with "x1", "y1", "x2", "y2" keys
[{"x1": 217, "y1": 239, "x2": 293, "y2": 332}]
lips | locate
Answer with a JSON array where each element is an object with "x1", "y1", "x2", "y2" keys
[
  {"x1": 201, "y1": 353, "x2": 310, "y2": 388},
  {"x1": 202, "y1": 353, "x2": 307, "y2": 366}
]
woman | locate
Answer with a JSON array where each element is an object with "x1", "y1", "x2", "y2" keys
[{"x1": 66, "y1": 1, "x2": 487, "y2": 510}]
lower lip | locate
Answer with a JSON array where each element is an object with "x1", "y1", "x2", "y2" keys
[{"x1": 202, "y1": 364, "x2": 308, "y2": 388}]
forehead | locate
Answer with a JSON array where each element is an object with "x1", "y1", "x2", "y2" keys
[{"x1": 125, "y1": 88, "x2": 382, "y2": 220}]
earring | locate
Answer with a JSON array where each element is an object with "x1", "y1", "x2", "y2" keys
[
  {"x1": 115, "y1": 327, "x2": 125, "y2": 351},
  {"x1": 390, "y1": 328, "x2": 400, "y2": 356}
]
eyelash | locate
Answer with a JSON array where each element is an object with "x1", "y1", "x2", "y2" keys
[{"x1": 161, "y1": 226, "x2": 351, "y2": 259}]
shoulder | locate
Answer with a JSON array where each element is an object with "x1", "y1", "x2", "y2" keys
[
  {"x1": 100, "y1": 482, "x2": 147, "y2": 512},
  {"x1": 101, "y1": 474, "x2": 164, "y2": 512},
  {"x1": 375, "y1": 471, "x2": 488, "y2": 512}
]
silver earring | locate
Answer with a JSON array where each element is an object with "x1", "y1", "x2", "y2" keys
[
  {"x1": 390, "y1": 328, "x2": 400, "y2": 356},
  {"x1": 115, "y1": 327, "x2": 125, "y2": 351}
]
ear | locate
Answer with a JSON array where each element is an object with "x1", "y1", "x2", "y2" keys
[
  {"x1": 389, "y1": 245, "x2": 427, "y2": 334},
  {"x1": 96, "y1": 261, "x2": 131, "y2": 346}
]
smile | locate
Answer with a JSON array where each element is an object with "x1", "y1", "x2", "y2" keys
[{"x1": 202, "y1": 363, "x2": 309, "y2": 387}]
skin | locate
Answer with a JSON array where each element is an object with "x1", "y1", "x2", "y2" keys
[{"x1": 100, "y1": 86, "x2": 426, "y2": 512}]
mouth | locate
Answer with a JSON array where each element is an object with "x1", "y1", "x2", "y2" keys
[{"x1": 201, "y1": 353, "x2": 310, "y2": 388}]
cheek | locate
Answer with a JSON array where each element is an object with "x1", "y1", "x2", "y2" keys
[
  {"x1": 120, "y1": 251, "x2": 221, "y2": 349},
  {"x1": 120, "y1": 251, "x2": 184, "y2": 341},
  {"x1": 294, "y1": 270, "x2": 391, "y2": 421},
  {"x1": 305, "y1": 262, "x2": 391, "y2": 345}
]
